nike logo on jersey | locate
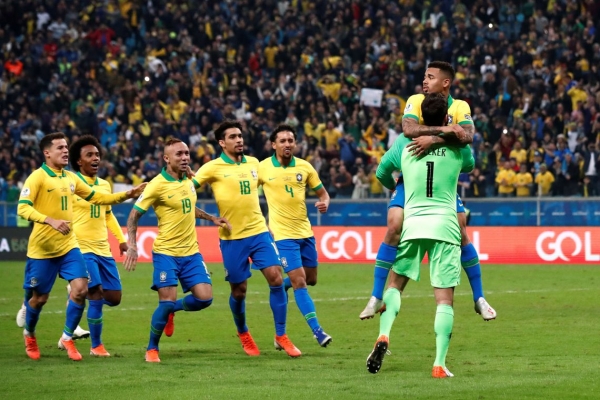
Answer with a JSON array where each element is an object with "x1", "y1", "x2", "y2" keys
[
  {"x1": 168, "y1": 194, "x2": 175, "y2": 199},
  {"x1": 224, "y1": 174, "x2": 231, "y2": 177},
  {"x1": 269, "y1": 177, "x2": 276, "y2": 181},
  {"x1": 47, "y1": 188, "x2": 56, "y2": 192}
]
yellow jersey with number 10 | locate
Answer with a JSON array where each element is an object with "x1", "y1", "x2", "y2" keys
[
  {"x1": 134, "y1": 169, "x2": 199, "y2": 257},
  {"x1": 72, "y1": 172, "x2": 126, "y2": 257},
  {"x1": 194, "y1": 153, "x2": 267, "y2": 240},
  {"x1": 402, "y1": 94, "x2": 474, "y2": 127},
  {"x1": 258, "y1": 155, "x2": 323, "y2": 241}
]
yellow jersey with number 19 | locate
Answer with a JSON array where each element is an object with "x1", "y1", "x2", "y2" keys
[
  {"x1": 194, "y1": 153, "x2": 267, "y2": 240},
  {"x1": 72, "y1": 172, "x2": 126, "y2": 257},
  {"x1": 17, "y1": 163, "x2": 129, "y2": 259},
  {"x1": 134, "y1": 168, "x2": 199, "y2": 257},
  {"x1": 258, "y1": 155, "x2": 323, "y2": 241},
  {"x1": 402, "y1": 94, "x2": 474, "y2": 127}
]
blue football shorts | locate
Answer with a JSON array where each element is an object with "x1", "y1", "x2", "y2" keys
[
  {"x1": 219, "y1": 232, "x2": 281, "y2": 284},
  {"x1": 152, "y1": 252, "x2": 211, "y2": 292},
  {"x1": 275, "y1": 237, "x2": 318, "y2": 274},
  {"x1": 23, "y1": 248, "x2": 87, "y2": 294},
  {"x1": 83, "y1": 253, "x2": 122, "y2": 291}
]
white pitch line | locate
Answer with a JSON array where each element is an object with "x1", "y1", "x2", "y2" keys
[{"x1": 0, "y1": 287, "x2": 592, "y2": 318}]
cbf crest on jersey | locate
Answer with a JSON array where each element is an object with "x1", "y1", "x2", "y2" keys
[
  {"x1": 70, "y1": 183, "x2": 75, "y2": 193},
  {"x1": 447, "y1": 115, "x2": 453, "y2": 124},
  {"x1": 251, "y1": 170, "x2": 258, "y2": 180},
  {"x1": 189, "y1": 183, "x2": 195, "y2": 193},
  {"x1": 296, "y1": 173, "x2": 303, "y2": 182}
]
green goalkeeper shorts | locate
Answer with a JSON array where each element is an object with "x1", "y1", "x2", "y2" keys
[{"x1": 393, "y1": 239, "x2": 461, "y2": 288}]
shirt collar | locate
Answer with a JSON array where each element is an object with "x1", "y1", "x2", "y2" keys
[
  {"x1": 41, "y1": 162, "x2": 66, "y2": 178},
  {"x1": 76, "y1": 171, "x2": 98, "y2": 186},
  {"x1": 271, "y1": 154, "x2": 296, "y2": 168},
  {"x1": 160, "y1": 167, "x2": 187, "y2": 182},
  {"x1": 220, "y1": 152, "x2": 247, "y2": 164}
]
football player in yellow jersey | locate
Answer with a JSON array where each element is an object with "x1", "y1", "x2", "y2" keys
[
  {"x1": 69, "y1": 135, "x2": 128, "y2": 357},
  {"x1": 124, "y1": 139, "x2": 229, "y2": 363},
  {"x1": 194, "y1": 120, "x2": 301, "y2": 358},
  {"x1": 17, "y1": 132, "x2": 146, "y2": 361},
  {"x1": 361, "y1": 61, "x2": 497, "y2": 322},
  {"x1": 258, "y1": 124, "x2": 332, "y2": 347}
]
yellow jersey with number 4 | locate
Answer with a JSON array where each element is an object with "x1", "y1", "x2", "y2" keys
[
  {"x1": 72, "y1": 172, "x2": 126, "y2": 257},
  {"x1": 259, "y1": 155, "x2": 323, "y2": 241},
  {"x1": 402, "y1": 94, "x2": 474, "y2": 127},
  {"x1": 134, "y1": 168, "x2": 199, "y2": 257},
  {"x1": 194, "y1": 153, "x2": 267, "y2": 240},
  {"x1": 17, "y1": 163, "x2": 129, "y2": 258}
]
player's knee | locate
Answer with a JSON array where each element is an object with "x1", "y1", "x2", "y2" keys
[
  {"x1": 104, "y1": 292, "x2": 122, "y2": 307},
  {"x1": 188, "y1": 296, "x2": 213, "y2": 311},
  {"x1": 306, "y1": 277, "x2": 317, "y2": 286},
  {"x1": 31, "y1": 296, "x2": 48, "y2": 308},
  {"x1": 231, "y1": 289, "x2": 246, "y2": 301}
]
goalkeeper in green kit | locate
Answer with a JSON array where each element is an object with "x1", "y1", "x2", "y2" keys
[{"x1": 366, "y1": 93, "x2": 475, "y2": 378}]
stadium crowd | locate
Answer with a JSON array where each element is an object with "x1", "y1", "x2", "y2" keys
[{"x1": 0, "y1": 0, "x2": 600, "y2": 201}]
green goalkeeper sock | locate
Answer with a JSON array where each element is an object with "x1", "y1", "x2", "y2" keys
[
  {"x1": 433, "y1": 304, "x2": 454, "y2": 367},
  {"x1": 379, "y1": 287, "x2": 401, "y2": 337}
]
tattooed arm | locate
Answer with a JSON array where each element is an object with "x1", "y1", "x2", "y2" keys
[
  {"x1": 195, "y1": 207, "x2": 232, "y2": 231},
  {"x1": 124, "y1": 208, "x2": 142, "y2": 271},
  {"x1": 406, "y1": 124, "x2": 474, "y2": 157}
]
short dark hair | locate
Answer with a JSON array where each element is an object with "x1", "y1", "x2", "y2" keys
[
  {"x1": 270, "y1": 124, "x2": 297, "y2": 142},
  {"x1": 214, "y1": 120, "x2": 242, "y2": 141},
  {"x1": 69, "y1": 135, "x2": 102, "y2": 172},
  {"x1": 427, "y1": 61, "x2": 455, "y2": 80},
  {"x1": 40, "y1": 132, "x2": 67, "y2": 152},
  {"x1": 421, "y1": 93, "x2": 447, "y2": 127},
  {"x1": 164, "y1": 138, "x2": 183, "y2": 147}
]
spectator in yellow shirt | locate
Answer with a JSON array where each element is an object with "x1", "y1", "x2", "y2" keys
[
  {"x1": 196, "y1": 137, "x2": 216, "y2": 163},
  {"x1": 514, "y1": 163, "x2": 533, "y2": 197},
  {"x1": 368, "y1": 165, "x2": 384, "y2": 198},
  {"x1": 322, "y1": 120, "x2": 342, "y2": 150},
  {"x1": 304, "y1": 117, "x2": 325, "y2": 143},
  {"x1": 535, "y1": 164, "x2": 555, "y2": 196},
  {"x1": 496, "y1": 160, "x2": 516, "y2": 197},
  {"x1": 509, "y1": 140, "x2": 527, "y2": 165}
]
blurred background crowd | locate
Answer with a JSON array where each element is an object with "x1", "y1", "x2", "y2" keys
[{"x1": 1, "y1": 0, "x2": 599, "y2": 202}]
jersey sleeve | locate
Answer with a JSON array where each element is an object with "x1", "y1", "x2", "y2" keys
[
  {"x1": 133, "y1": 181, "x2": 158, "y2": 214},
  {"x1": 459, "y1": 145, "x2": 475, "y2": 173},
  {"x1": 194, "y1": 162, "x2": 214, "y2": 188},
  {"x1": 402, "y1": 94, "x2": 423, "y2": 122},
  {"x1": 257, "y1": 161, "x2": 266, "y2": 186},
  {"x1": 106, "y1": 210, "x2": 126, "y2": 243},
  {"x1": 17, "y1": 174, "x2": 48, "y2": 223},
  {"x1": 376, "y1": 135, "x2": 409, "y2": 190},
  {"x1": 73, "y1": 174, "x2": 128, "y2": 205},
  {"x1": 306, "y1": 163, "x2": 323, "y2": 190},
  {"x1": 455, "y1": 101, "x2": 474, "y2": 126}
]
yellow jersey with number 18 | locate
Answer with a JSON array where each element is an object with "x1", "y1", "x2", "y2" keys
[
  {"x1": 72, "y1": 172, "x2": 126, "y2": 257},
  {"x1": 134, "y1": 168, "x2": 199, "y2": 257},
  {"x1": 194, "y1": 153, "x2": 267, "y2": 240},
  {"x1": 402, "y1": 94, "x2": 474, "y2": 127},
  {"x1": 258, "y1": 155, "x2": 323, "y2": 241}
]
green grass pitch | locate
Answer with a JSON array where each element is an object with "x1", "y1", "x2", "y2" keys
[{"x1": 0, "y1": 262, "x2": 598, "y2": 399}]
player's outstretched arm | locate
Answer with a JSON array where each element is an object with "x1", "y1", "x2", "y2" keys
[
  {"x1": 124, "y1": 208, "x2": 142, "y2": 271},
  {"x1": 314, "y1": 187, "x2": 330, "y2": 214},
  {"x1": 194, "y1": 207, "x2": 232, "y2": 231}
]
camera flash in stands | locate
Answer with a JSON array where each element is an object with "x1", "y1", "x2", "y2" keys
[
  {"x1": 503, "y1": 129, "x2": 508, "y2": 134},
  {"x1": 145, "y1": 76, "x2": 150, "y2": 82},
  {"x1": 488, "y1": 23, "x2": 493, "y2": 28}
]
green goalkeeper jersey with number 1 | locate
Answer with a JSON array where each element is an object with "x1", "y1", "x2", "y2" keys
[{"x1": 399, "y1": 145, "x2": 474, "y2": 245}]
